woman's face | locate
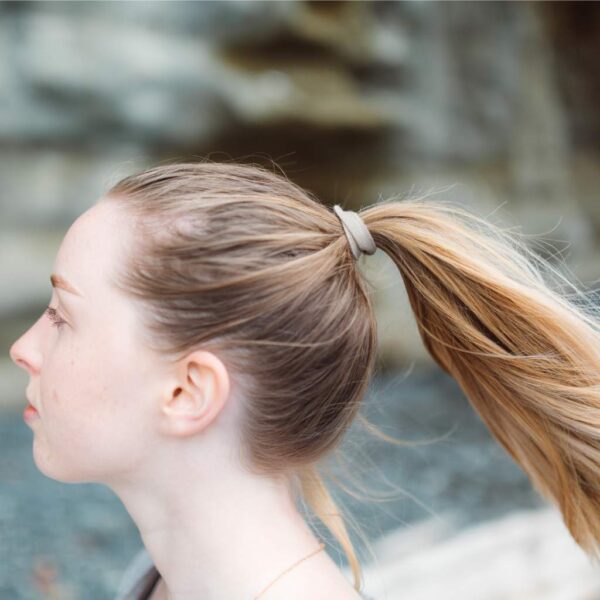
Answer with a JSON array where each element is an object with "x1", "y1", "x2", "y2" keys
[{"x1": 9, "y1": 200, "x2": 165, "y2": 484}]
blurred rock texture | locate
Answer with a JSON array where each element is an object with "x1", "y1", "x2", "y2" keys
[
  {"x1": 1, "y1": 1, "x2": 599, "y2": 598},
  {"x1": 355, "y1": 505, "x2": 600, "y2": 600},
  {"x1": 1, "y1": 2, "x2": 599, "y2": 387}
]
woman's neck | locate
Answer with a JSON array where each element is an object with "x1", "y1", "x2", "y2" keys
[{"x1": 111, "y1": 461, "x2": 357, "y2": 599}]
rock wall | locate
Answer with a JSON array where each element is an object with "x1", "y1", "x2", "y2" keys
[{"x1": 1, "y1": 1, "x2": 598, "y2": 402}]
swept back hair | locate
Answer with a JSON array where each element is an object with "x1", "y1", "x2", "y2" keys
[{"x1": 105, "y1": 159, "x2": 600, "y2": 591}]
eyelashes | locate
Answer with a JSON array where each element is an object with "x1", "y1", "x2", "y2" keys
[{"x1": 45, "y1": 306, "x2": 67, "y2": 329}]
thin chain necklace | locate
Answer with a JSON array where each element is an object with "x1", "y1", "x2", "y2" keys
[{"x1": 252, "y1": 542, "x2": 326, "y2": 600}]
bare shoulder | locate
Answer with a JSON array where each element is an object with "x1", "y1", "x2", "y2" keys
[
  {"x1": 146, "y1": 576, "x2": 167, "y2": 600},
  {"x1": 146, "y1": 575, "x2": 372, "y2": 600}
]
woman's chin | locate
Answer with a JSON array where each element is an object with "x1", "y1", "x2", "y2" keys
[{"x1": 31, "y1": 441, "x2": 79, "y2": 483}]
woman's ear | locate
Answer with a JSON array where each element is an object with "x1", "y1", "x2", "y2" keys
[{"x1": 160, "y1": 351, "x2": 230, "y2": 437}]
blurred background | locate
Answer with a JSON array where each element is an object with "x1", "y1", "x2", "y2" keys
[{"x1": 1, "y1": 1, "x2": 599, "y2": 598}]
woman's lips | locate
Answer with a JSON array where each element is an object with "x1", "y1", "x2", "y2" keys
[{"x1": 23, "y1": 402, "x2": 39, "y2": 421}]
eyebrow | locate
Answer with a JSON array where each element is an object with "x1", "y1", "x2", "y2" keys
[{"x1": 50, "y1": 274, "x2": 84, "y2": 297}]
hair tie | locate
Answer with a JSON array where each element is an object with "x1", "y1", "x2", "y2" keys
[{"x1": 333, "y1": 204, "x2": 376, "y2": 260}]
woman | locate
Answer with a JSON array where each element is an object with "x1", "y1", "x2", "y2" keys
[{"x1": 10, "y1": 161, "x2": 600, "y2": 599}]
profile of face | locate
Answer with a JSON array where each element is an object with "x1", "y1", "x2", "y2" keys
[{"x1": 9, "y1": 200, "x2": 230, "y2": 487}]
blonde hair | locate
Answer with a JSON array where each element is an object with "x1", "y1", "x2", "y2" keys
[{"x1": 105, "y1": 159, "x2": 600, "y2": 591}]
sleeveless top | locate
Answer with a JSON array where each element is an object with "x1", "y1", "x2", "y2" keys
[{"x1": 114, "y1": 547, "x2": 375, "y2": 600}]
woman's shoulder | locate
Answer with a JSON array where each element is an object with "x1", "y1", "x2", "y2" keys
[
  {"x1": 114, "y1": 547, "x2": 376, "y2": 600},
  {"x1": 114, "y1": 547, "x2": 160, "y2": 600}
]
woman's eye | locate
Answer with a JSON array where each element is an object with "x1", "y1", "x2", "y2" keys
[{"x1": 45, "y1": 306, "x2": 67, "y2": 329}]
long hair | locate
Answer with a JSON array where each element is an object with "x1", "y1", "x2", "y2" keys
[{"x1": 104, "y1": 159, "x2": 600, "y2": 592}]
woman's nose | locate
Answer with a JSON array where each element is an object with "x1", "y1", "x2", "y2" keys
[{"x1": 9, "y1": 331, "x2": 40, "y2": 376}]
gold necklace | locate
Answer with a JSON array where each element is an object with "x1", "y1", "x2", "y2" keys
[{"x1": 252, "y1": 542, "x2": 326, "y2": 600}]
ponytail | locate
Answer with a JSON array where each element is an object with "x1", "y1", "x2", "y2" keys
[{"x1": 360, "y1": 196, "x2": 600, "y2": 562}]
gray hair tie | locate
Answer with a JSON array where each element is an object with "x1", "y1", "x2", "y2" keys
[{"x1": 333, "y1": 204, "x2": 377, "y2": 260}]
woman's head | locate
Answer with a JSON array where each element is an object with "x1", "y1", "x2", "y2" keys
[
  {"x1": 10, "y1": 162, "x2": 376, "y2": 473},
  {"x1": 11, "y1": 160, "x2": 600, "y2": 590},
  {"x1": 10, "y1": 161, "x2": 379, "y2": 586}
]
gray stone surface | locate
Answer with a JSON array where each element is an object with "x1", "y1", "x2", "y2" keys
[{"x1": 355, "y1": 505, "x2": 600, "y2": 599}]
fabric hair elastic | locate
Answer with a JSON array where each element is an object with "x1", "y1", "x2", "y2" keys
[{"x1": 333, "y1": 204, "x2": 377, "y2": 260}]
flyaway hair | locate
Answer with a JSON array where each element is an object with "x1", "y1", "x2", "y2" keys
[{"x1": 105, "y1": 160, "x2": 600, "y2": 592}]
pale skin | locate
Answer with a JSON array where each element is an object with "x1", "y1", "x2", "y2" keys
[{"x1": 9, "y1": 199, "x2": 362, "y2": 600}]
